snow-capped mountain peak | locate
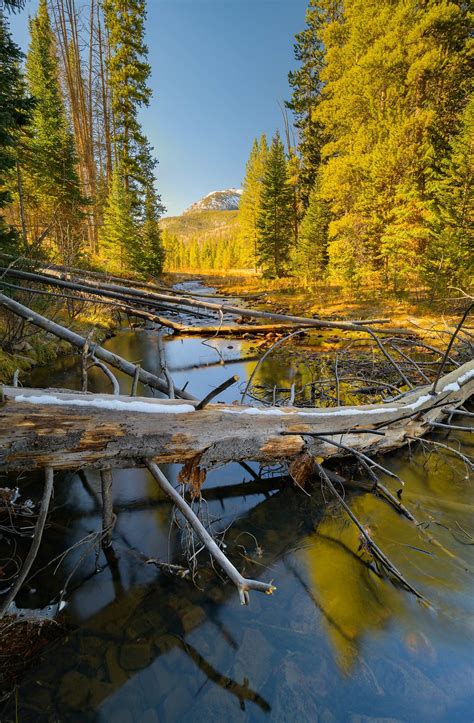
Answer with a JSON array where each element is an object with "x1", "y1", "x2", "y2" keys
[{"x1": 185, "y1": 188, "x2": 242, "y2": 213}]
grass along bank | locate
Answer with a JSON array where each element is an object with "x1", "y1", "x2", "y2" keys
[{"x1": 0, "y1": 298, "x2": 117, "y2": 385}]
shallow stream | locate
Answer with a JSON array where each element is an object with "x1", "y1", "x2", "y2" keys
[{"x1": 2, "y1": 281, "x2": 473, "y2": 722}]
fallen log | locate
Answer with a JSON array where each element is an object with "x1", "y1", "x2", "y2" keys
[
  {"x1": 0, "y1": 292, "x2": 196, "y2": 401},
  {"x1": 0, "y1": 279, "x2": 401, "y2": 336},
  {"x1": 1, "y1": 360, "x2": 472, "y2": 472},
  {"x1": 0, "y1": 266, "x2": 401, "y2": 332},
  {"x1": 119, "y1": 305, "x2": 332, "y2": 335},
  {"x1": 0, "y1": 252, "x2": 264, "y2": 299},
  {"x1": 0, "y1": 267, "x2": 417, "y2": 385},
  {"x1": 0, "y1": 281, "x2": 219, "y2": 320}
]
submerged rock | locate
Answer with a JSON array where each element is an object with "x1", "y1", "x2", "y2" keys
[{"x1": 119, "y1": 640, "x2": 154, "y2": 671}]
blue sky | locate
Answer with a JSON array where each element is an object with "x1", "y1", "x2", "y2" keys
[{"x1": 9, "y1": 0, "x2": 308, "y2": 216}]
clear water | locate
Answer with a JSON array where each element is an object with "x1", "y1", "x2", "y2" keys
[{"x1": 2, "y1": 295, "x2": 473, "y2": 722}]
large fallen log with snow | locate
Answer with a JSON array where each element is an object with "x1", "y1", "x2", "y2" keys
[{"x1": 1, "y1": 360, "x2": 472, "y2": 472}]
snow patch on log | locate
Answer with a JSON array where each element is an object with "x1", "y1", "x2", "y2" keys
[
  {"x1": 447, "y1": 368, "x2": 474, "y2": 389},
  {"x1": 222, "y1": 394, "x2": 433, "y2": 417},
  {"x1": 14, "y1": 394, "x2": 196, "y2": 415}
]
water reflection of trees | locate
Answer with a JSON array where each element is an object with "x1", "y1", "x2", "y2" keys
[{"x1": 4, "y1": 445, "x2": 473, "y2": 720}]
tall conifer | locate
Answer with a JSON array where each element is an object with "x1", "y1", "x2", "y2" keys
[
  {"x1": 257, "y1": 132, "x2": 294, "y2": 277},
  {"x1": 287, "y1": 0, "x2": 341, "y2": 208},
  {"x1": 0, "y1": 8, "x2": 31, "y2": 252},
  {"x1": 103, "y1": 0, "x2": 151, "y2": 204},
  {"x1": 238, "y1": 134, "x2": 268, "y2": 268},
  {"x1": 100, "y1": 164, "x2": 136, "y2": 268},
  {"x1": 295, "y1": 181, "x2": 330, "y2": 280},
  {"x1": 103, "y1": 0, "x2": 164, "y2": 271}
]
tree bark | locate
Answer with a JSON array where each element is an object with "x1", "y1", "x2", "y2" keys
[{"x1": 1, "y1": 359, "x2": 472, "y2": 471}]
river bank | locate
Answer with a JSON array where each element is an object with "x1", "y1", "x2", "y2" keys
[
  {"x1": 0, "y1": 302, "x2": 118, "y2": 385},
  {"x1": 169, "y1": 272, "x2": 468, "y2": 333}
]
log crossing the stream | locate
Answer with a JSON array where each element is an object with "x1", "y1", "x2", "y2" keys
[{"x1": 1, "y1": 360, "x2": 472, "y2": 472}]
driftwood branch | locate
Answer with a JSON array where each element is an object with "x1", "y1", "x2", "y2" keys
[
  {"x1": 314, "y1": 461, "x2": 425, "y2": 599},
  {"x1": 406, "y1": 436, "x2": 473, "y2": 470},
  {"x1": 100, "y1": 468, "x2": 115, "y2": 548},
  {"x1": 432, "y1": 303, "x2": 473, "y2": 394},
  {"x1": 145, "y1": 461, "x2": 276, "y2": 604},
  {"x1": 87, "y1": 358, "x2": 120, "y2": 395},
  {"x1": 241, "y1": 329, "x2": 307, "y2": 404},
  {"x1": 196, "y1": 375, "x2": 239, "y2": 410},
  {"x1": 0, "y1": 468, "x2": 54, "y2": 618}
]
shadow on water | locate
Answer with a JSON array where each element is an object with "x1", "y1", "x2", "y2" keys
[{"x1": 2, "y1": 322, "x2": 474, "y2": 722}]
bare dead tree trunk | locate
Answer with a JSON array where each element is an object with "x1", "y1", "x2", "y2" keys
[{"x1": 16, "y1": 162, "x2": 28, "y2": 248}]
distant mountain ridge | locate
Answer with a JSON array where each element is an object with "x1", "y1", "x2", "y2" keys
[
  {"x1": 160, "y1": 208, "x2": 238, "y2": 244},
  {"x1": 184, "y1": 188, "x2": 242, "y2": 214}
]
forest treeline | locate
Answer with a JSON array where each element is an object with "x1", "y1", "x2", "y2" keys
[
  {"x1": 165, "y1": 0, "x2": 472, "y2": 294},
  {"x1": 1, "y1": 0, "x2": 472, "y2": 293},
  {"x1": 0, "y1": 0, "x2": 164, "y2": 275}
]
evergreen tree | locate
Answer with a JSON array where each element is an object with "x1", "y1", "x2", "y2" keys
[
  {"x1": 287, "y1": 0, "x2": 342, "y2": 208},
  {"x1": 103, "y1": 0, "x2": 165, "y2": 272},
  {"x1": 286, "y1": 148, "x2": 301, "y2": 246},
  {"x1": 237, "y1": 134, "x2": 268, "y2": 268},
  {"x1": 25, "y1": 0, "x2": 84, "y2": 262},
  {"x1": 134, "y1": 185, "x2": 165, "y2": 275},
  {"x1": 298, "y1": 0, "x2": 473, "y2": 290},
  {"x1": 103, "y1": 0, "x2": 151, "y2": 205},
  {"x1": 257, "y1": 132, "x2": 294, "y2": 277},
  {"x1": 131, "y1": 139, "x2": 165, "y2": 274},
  {"x1": 425, "y1": 95, "x2": 473, "y2": 291},
  {"x1": 294, "y1": 181, "x2": 330, "y2": 281},
  {"x1": 100, "y1": 164, "x2": 137, "y2": 268},
  {"x1": 0, "y1": 8, "x2": 32, "y2": 252},
  {"x1": 1, "y1": 1, "x2": 27, "y2": 10}
]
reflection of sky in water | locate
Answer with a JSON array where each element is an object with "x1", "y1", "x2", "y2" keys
[{"x1": 15, "y1": 323, "x2": 474, "y2": 723}]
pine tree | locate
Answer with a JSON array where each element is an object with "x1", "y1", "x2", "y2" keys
[
  {"x1": 294, "y1": 181, "x2": 330, "y2": 281},
  {"x1": 257, "y1": 132, "x2": 294, "y2": 277},
  {"x1": 287, "y1": 0, "x2": 342, "y2": 208},
  {"x1": 0, "y1": 8, "x2": 32, "y2": 252},
  {"x1": 425, "y1": 95, "x2": 473, "y2": 292},
  {"x1": 103, "y1": 0, "x2": 151, "y2": 205},
  {"x1": 130, "y1": 139, "x2": 165, "y2": 274},
  {"x1": 2, "y1": 1, "x2": 27, "y2": 10},
  {"x1": 24, "y1": 0, "x2": 84, "y2": 262},
  {"x1": 134, "y1": 185, "x2": 165, "y2": 275},
  {"x1": 237, "y1": 134, "x2": 268, "y2": 268},
  {"x1": 297, "y1": 0, "x2": 473, "y2": 290},
  {"x1": 100, "y1": 164, "x2": 137, "y2": 268},
  {"x1": 103, "y1": 0, "x2": 165, "y2": 272}
]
